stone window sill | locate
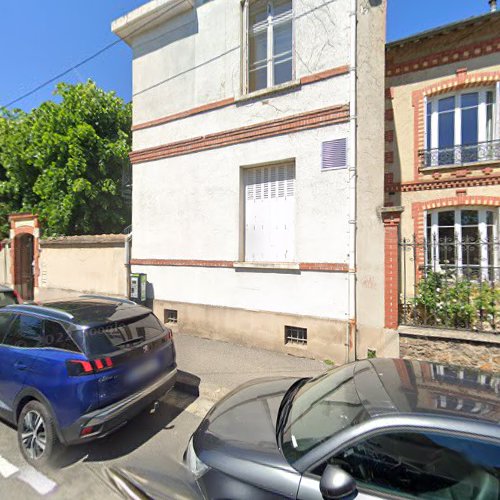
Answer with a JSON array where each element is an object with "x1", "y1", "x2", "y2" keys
[
  {"x1": 235, "y1": 80, "x2": 301, "y2": 104},
  {"x1": 233, "y1": 261, "x2": 300, "y2": 270}
]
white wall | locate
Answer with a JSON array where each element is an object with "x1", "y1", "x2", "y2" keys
[
  {"x1": 0, "y1": 243, "x2": 11, "y2": 286},
  {"x1": 130, "y1": 0, "x2": 351, "y2": 125},
  {"x1": 127, "y1": 0, "x2": 354, "y2": 323},
  {"x1": 132, "y1": 123, "x2": 351, "y2": 264}
]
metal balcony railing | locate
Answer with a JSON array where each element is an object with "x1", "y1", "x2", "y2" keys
[{"x1": 419, "y1": 139, "x2": 500, "y2": 169}]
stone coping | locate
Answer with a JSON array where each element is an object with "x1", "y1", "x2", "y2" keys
[
  {"x1": 398, "y1": 325, "x2": 500, "y2": 346},
  {"x1": 40, "y1": 234, "x2": 126, "y2": 248}
]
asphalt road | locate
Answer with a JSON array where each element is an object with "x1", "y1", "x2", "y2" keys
[{"x1": 0, "y1": 333, "x2": 326, "y2": 499}]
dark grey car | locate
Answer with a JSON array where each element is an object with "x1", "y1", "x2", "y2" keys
[{"x1": 108, "y1": 358, "x2": 500, "y2": 499}]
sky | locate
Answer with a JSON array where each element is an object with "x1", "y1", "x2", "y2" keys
[{"x1": 0, "y1": 0, "x2": 493, "y2": 112}]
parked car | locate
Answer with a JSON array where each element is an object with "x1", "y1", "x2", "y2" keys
[
  {"x1": 0, "y1": 285, "x2": 19, "y2": 307},
  {"x1": 108, "y1": 359, "x2": 499, "y2": 500},
  {"x1": 0, "y1": 295, "x2": 177, "y2": 466}
]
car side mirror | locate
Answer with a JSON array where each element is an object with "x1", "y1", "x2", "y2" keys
[{"x1": 320, "y1": 465, "x2": 358, "y2": 500}]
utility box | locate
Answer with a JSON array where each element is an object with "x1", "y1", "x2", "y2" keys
[{"x1": 130, "y1": 273, "x2": 147, "y2": 304}]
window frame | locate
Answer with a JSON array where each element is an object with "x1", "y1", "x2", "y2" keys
[
  {"x1": 424, "y1": 206, "x2": 499, "y2": 279},
  {"x1": 424, "y1": 87, "x2": 497, "y2": 167},
  {"x1": 242, "y1": 0, "x2": 295, "y2": 95}
]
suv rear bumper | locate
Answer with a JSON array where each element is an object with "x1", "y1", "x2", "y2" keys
[{"x1": 60, "y1": 365, "x2": 177, "y2": 445}]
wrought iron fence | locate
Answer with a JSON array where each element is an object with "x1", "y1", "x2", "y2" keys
[
  {"x1": 399, "y1": 236, "x2": 499, "y2": 333},
  {"x1": 419, "y1": 139, "x2": 500, "y2": 168}
]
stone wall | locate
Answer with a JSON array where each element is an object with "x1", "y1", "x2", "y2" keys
[{"x1": 400, "y1": 330, "x2": 500, "y2": 373}]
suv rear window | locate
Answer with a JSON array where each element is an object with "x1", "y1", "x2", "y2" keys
[
  {"x1": 0, "y1": 291, "x2": 17, "y2": 307},
  {"x1": 74, "y1": 313, "x2": 165, "y2": 356}
]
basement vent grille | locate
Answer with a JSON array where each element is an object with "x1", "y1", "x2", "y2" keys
[
  {"x1": 322, "y1": 138, "x2": 347, "y2": 170},
  {"x1": 164, "y1": 309, "x2": 178, "y2": 324},
  {"x1": 285, "y1": 326, "x2": 307, "y2": 345}
]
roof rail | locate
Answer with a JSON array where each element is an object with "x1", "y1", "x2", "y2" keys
[
  {"x1": 79, "y1": 294, "x2": 137, "y2": 306},
  {"x1": 4, "y1": 304, "x2": 74, "y2": 320}
]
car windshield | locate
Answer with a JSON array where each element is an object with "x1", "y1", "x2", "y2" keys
[
  {"x1": 281, "y1": 363, "x2": 370, "y2": 464},
  {"x1": 0, "y1": 291, "x2": 17, "y2": 307}
]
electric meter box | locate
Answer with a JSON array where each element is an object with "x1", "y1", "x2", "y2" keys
[{"x1": 130, "y1": 273, "x2": 147, "y2": 304}]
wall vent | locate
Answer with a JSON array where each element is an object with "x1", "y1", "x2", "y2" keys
[{"x1": 322, "y1": 138, "x2": 347, "y2": 170}]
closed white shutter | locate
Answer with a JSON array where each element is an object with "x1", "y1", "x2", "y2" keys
[{"x1": 245, "y1": 163, "x2": 295, "y2": 262}]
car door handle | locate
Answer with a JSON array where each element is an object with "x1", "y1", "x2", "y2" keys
[{"x1": 14, "y1": 361, "x2": 27, "y2": 371}]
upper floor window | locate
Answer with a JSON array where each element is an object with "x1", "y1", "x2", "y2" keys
[
  {"x1": 422, "y1": 87, "x2": 499, "y2": 168},
  {"x1": 246, "y1": 0, "x2": 293, "y2": 93}
]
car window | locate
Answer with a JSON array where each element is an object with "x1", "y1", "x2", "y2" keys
[
  {"x1": 79, "y1": 313, "x2": 165, "y2": 356},
  {"x1": 42, "y1": 320, "x2": 80, "y2": 352},
  {"x1": 282, "y1": 364, "x2": 370, "y2": 463},
  {"x1": 0, "y1": 291, "x2": 17, "y2": 307},
  {"x1": 3, "y1": 315, "x2": 43, "y2": 348},
  {"x1": 0, "y1": 313, "x2": 15, "y2": 343},
  {"x1": 314, "y1": 431, "x2": 500, "y2": 499}
]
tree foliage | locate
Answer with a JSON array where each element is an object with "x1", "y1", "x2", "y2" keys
[{"x1": 0, "y1": 81, "x2": 131, "y2": 238}]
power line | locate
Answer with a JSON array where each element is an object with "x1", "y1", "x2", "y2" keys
[{"x1": 1, "y1": 2, "x2": 181, "y2": 109}]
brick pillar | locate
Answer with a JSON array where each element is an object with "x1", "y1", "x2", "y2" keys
[{"x1": 381, "y1": 207, "x2": 404, "y2": 330}]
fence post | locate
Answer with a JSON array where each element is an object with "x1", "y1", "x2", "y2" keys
[{"x1": 380, "y1": 207, "x2": 404, "y2": 329}]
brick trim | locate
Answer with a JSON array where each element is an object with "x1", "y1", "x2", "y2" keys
[
  {"x1": 385, "y1": 173, "x2": 500, "y2": 192},
  {"x1": 130, "y1": 104, "x2": 350, "y2": 164},
  {"x1": 132, "y1": 65, "x2": 350, "y2": 132},
  {"x1": 130, "y1": 259, "x2": 349, "y2": 272},
  {"x1": 386, "y1": 36, "x2": 500, "y2": 77},
  {"x1": 411, "y1": 69, "x2": 500, "y2": 180},
  {"x1": 381, "y1": 208, "x2": 403, "y2": 329}
]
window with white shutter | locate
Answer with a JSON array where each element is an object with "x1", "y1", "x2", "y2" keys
[
  {"x1": 244, "y1": 163, "x2": 295, "y2": 262},
  {"x1": 322, "y1": 138, "x2": 348, "y2": 170}
]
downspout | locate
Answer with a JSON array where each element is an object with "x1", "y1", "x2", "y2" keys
[
  {"x1": 125, "y1": 231, "x2": 133, "y2": 298},
  {"x1": 346, "y1": 0, "x2": 357, "y2": 363}
]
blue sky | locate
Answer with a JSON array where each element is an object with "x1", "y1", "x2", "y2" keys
[{"x1": 0, "y1": 1, "x2": 492, "y2": 112}]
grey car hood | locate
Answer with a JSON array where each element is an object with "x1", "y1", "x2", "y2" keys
[{"x1": 193, "y1": 377, "x2": 300, "y2": 474}]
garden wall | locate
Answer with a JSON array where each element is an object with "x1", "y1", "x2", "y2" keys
[{"x1": 399, "y1": 326, "x2": 500, "y2": 373}]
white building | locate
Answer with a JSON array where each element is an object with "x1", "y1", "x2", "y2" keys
[{"x1": 113, "y1": 0, "x2": 396, "y2": 363}]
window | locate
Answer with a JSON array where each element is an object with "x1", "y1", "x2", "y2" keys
[
  {"x1": 425, "y1": 207, "x2": 499, "y2": 280},
  {"x1": 316, "y1": 432, "x2": 500, "y2": 500},
  {"x1": 424, "y1": 87, "x2": 498, "y2": 167},
  {"x1": 3, "y1": 315, "x2": 43, "y2": 348},
  {"x1": 285, "y1": 325, "x2": 307, "y2": 345},
  {"x1": 244, "y1": 163, "x2": 295, "y2": 262},
  {"x1": 164, "y1": 309, "x2": 178, "y2": 324},
  {"x1": 0, "y1": 313, "x2": 15, "y2": 342},
  {"x1": 42, "y1": 320, "x2": 79, "y2": 352},
  {"x1": 246, "y1": 0, "x2": 293, "y2": 93}
]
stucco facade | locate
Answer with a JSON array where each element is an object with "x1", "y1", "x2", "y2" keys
[
  {"x1": 384, "y1": 11, "x2": 500, "y2": 333},
  {"x1": 113, "y1": 0, "x2": 388, "y2": 363}
]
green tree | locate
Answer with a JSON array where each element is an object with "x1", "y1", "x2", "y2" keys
[{"x1": 0, "y1": 81, "x2": 131, "y2": 237}]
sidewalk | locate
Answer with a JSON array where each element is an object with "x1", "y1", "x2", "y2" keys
[{"x1": 174, "y1": 332, "x2": 327, "y2": 402}]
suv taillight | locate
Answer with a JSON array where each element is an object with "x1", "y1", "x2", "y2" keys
[{"x1": 66, "y1": 357, "x2": 114, "y2": 376}]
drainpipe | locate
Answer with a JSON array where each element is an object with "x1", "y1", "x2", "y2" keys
[
  {"x1": 125, "y1": 231, "x2": 133, "y2": 298},
  {"x1": 346, "y1": 0, "x2": 357, "y2": 363}
]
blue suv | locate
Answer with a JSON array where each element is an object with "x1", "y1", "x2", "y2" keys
[{"x1": 0, "y1": 296, "x2": 177, "y2": 466}]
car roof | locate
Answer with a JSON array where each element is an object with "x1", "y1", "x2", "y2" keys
[
  {"x1": 354, "y1": 358, "x2": 499, "y2": 426},
  {"x1": 0, "y1": 285, "x2": 14, "y2": 292},
  {"x1": 2, "y1": 296, "x2": 151, "y2": 326}
]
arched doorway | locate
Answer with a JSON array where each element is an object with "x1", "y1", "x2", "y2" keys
[{"x1": 14, "y1": 233, "x2": 34, "y2": 301}]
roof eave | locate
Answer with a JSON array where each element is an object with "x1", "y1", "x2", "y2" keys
[{"x1": 111, "y1": 0, "x2": 195, "y2": 46}]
